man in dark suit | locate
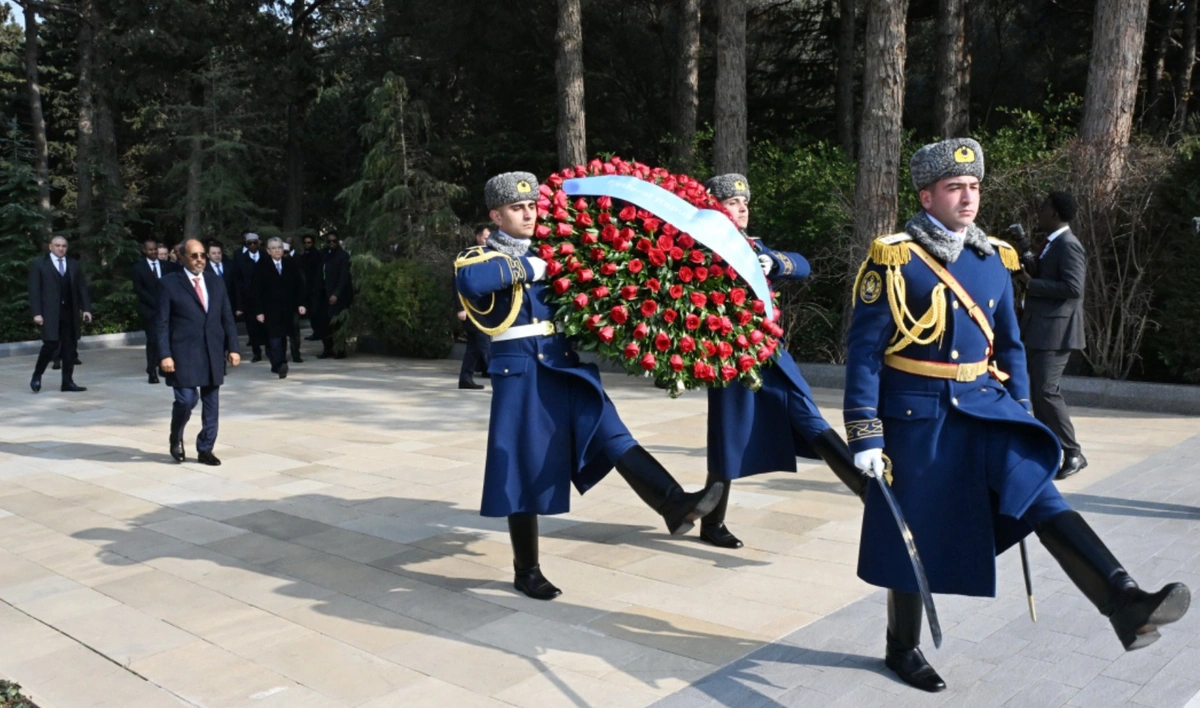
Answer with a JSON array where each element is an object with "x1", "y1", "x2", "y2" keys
[
  {"x1": 315, "y1": 231, "x2": 353, "y2": 359},
  {"x1": 254, "y1": 238, "x2": 307, "y2": 378},
  {"x1": 206, "y1": 241, "x2": 235, "y2": 309},
  {"x1": 29, "y1": 235, "x2": 92, "y2": 393},
  {"x1": 157, "y1": 239, "x2": 241, "y2": 466},
  {"x1": 233, "y1": 232, "x2": 265, "y2": 362},
  {"x1": 131, "y1": 238, "x2": 165, "y2": 384},
  {"x1": 1019, "y1": 191, "x2": 1088, "y2": 479}
]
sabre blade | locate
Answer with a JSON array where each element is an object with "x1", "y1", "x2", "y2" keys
[{"x1": 874, "y1": 476, "x2": 943, "y2": 649}]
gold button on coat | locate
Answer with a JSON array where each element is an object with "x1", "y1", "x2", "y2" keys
[
  {"x1": 951, "y1": 350, "x2": 959, "y2": 360},
  {"x1": 537, "y1": 353, "x2": 544, "y2": 360},
  {"x1": 988, "y1": 299, "x2": 995, "y2": 308},
  {"x1": 952, "y1": 301, "x2": 960, "y2": 310}
]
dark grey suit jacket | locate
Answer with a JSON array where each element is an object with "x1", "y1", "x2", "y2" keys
[
  {"x1": 1021, "y1": 228, "x2": 1086, "y2": 351},
  {"x1": 28, "y1": 254, "x2": 92, "y2": 341}
]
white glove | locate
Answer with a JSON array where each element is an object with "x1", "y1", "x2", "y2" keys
[
  {"x1": 854, "y1": 449, "x2": 886, "y2": 479},
  {"x1": 758, "y1": 254, "x2": 774, "y2": 276},
  {"x1": 526, "y1": 256, "x2": 547, "y2": 282}
]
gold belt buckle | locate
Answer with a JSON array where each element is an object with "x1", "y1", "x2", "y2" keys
[
  {"x1": 542, "y1": 320, "x2": 556, "y2": 336},
  {"x1": 955, "y1": 361, "x2": 984, "y2": 382}
]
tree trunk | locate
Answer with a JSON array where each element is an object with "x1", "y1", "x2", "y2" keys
[
  {"x1": 1143, "y1": 0, "x2": 1180, "y2": 127},
  {"x1": 1172, "y1": 0, "x2": 1199, "y2": 139},
  {"x1": 853, "y1": 0, "x2": 908, "y2": 246},
  {"x1": 835, "y1": 0, "x2": 857, "y2": 158},
  {"x1": 555, "y1": 0, "x2": 586, "y2": 168},
  {"x1": 933, "y1": 0, "x2": 970, "y2": 138},
  {"x1": 21, "y1": 3, "x2": 51, "y2": 218},
  {"x1": 283, "y1": 0, "x2": 308, "y2": 235},
  {"x1": 1080, "y1": 0, "x2": 1151, "y2": 197},
  {"x1": 671, "y1": 0, "x2": 700, "y2": 172},
  {"x1": 90, "y1": 1, "x2": 124, "y2": 229},
  {"x1": 714, "y1": 0, "x2": 747, "y2": 175},
  {"x1": 184, "y1": 132, "x2": 202, "y2": 240},
  {"x1": 76, "y1": 1, "x2": 96, "y2": 239}
]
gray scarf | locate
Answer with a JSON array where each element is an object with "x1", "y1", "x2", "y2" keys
[
  {"x1": 488, "y1": 231, "x2": 532, "y2": 259},
  {"x1": 904, "y1": 211, "x2": 993, "y2": 264}
]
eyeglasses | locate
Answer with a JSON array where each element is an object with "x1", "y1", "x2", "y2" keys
[{"x1": 186, "y1": 252, "x2": 207, "y2": 260}]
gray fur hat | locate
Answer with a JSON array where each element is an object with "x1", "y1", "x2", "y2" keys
[
  {"x1": 705, "y1": 173, "x2": 751, "y2": 201},
  {"x1": 910, "y1": 138, "x2": 985, "y2": 191},
  {"x1": 485, "y1": 171, "x2": 540, "y2": 210}
]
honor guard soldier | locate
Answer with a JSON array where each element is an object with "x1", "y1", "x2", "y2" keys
[
  {"x1": 455, "y1": 171, "x2": 724, "y2": 600},
  {"x1": 702, "y1": 174, "x2": 863, "y2": 549},
  {"x1": 844, "y1": 138, "x2": 1190, "y2": 692}
]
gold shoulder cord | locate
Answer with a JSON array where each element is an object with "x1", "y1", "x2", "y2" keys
[
  {"x1": 852, "y1": 234, "x2": 947, "y2": 355},
  {"x1": 987, "y1": 237, "x2": 1021, "y2": 271},
  {"x1": 454, "y1": 249, "x2": 524, "y2": 336}
]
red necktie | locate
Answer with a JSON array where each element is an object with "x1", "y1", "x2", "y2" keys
[{"x1": 192, "y1": 277, "x2": 207, "y2": 311}]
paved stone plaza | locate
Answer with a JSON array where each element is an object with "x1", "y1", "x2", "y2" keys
[{"x1": 0, "y1": 345, "x2": 1196, "y2": 707}]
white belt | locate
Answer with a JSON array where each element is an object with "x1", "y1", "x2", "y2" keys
[{"x1": 492, "y1": 320, "x2": 559, "y2": 342}]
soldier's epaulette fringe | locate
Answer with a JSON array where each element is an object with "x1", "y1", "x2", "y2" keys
[
  {"x1": 868, "y1": 233, "x2": 913, "y2": 267},
  {"x1": 987, "y1": 237, "x2": 1020, "y2": 272}
]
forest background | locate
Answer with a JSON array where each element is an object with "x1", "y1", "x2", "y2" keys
[{"x1": 3, "y1": 0, "x2": 1200, "y2": 384}]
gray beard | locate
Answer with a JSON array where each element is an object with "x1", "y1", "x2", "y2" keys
[
  {"x1": 488, "y1": 231, "x2": 532, "y2": 259},
  {"x1": 904, "y1": 211, "x2": 993, "y2": 263}
]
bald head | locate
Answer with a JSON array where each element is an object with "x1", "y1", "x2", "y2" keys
[{"x1": 182, "y1": 239, "x2": 208, "y2": 275}]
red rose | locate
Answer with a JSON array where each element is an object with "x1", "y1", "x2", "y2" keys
[
  {"x1": 720, "y1": 317, "x2": 733, "y2": 336},
  {"x1": 706, "y1": 314, "x2": 722, "y2": 332},
  {"x1": 597, "y1": 195, "x2": 613, "y2": 210},
  {"x1": 620, "y1": 227, "x2": 636, "y2": 241},
  {"x1": 678, "y1": 267, "x2": 694, "y2": 283},
  {"x1": 581, "y1": 231, "x2": 598, "y2": 245},
  {"x1": 590, "y1": 248, "x2": 605, "y2": 261},
  {"x1": 654, "y1": 332, "x2": 671, "y2": 352},
  {"x1": 553, "y1": 278, "x2": 572, "y2": 295},
  {"x1": 573, "y1": 293, "x2": 589, "y2": 310},
  {"x1": 641, "y1": 300, "x2": 658, "y2": 317},
  {"x1": 726, "y1": 267, "x2": 738, "y2": 280},
  {"x1": 721, "y1": 365, "x2": 738, "y2": 382},
  {"x1": 736, "y1": 334, "x2": 750, "y2": 349},
  {"x1": 619, "y1": 205, "x2": 637, "y2": 221},
  {"x1": 558, "y1": 243, "x2": 575, "y2": 256},
  {"x1": 600, "y1": 263, "x2": 618, "y2": 276},
  {"x1": 680, "y1": 335, "x2": 696, "y2": 353},
  {"x1": 712, "y1": 253, "x2": 723, "y2": 264},
  {"x1": 670, "y1": 247, "x2": 684, "y2": 261},
  {"x1": 627, "y1": 259, "x2": 644, "y2": 274},
  {"x1": 757, "y1": 347, "x2": 772, "y2": 362},
  {"x1": 752, "y1": 299, "x2": 766, "y2": 315},
  {"x1": 642, "y1": 217, "x2": 661, "y2": 234},
  {"x1": 669, "y1": 354, "x2": 684, "y2": 372},
  {"x1": 578, "y1": 269, "x2": 594, "y2": 283},
  {"x1": 548, "y1": 173, "x2": 564, "y2": 187},
  {"x1": 662, "y1": 223, "x2": 679, "y2": 238},
  {"x1": 545, "y1": 260, "x2": 563, "y2": 277},
  {"x1": 586, "y1": 315, "x2": 602, "y2": 330},
  {"x1": 601, "y1": 224, "x2": 618, "y2": 242},
  {"x1": 536, "y1": 224, "x2": 551, "y2": 239},
  {"x1": 710, "y1": 265, "x2": 724, "y2": 279},
  {"x1": 553, "y1": 207, "x2": 570, "y2": 222},
  {"x1": 566, "y1": 259, "x2": 580, "y2": 273},
  {"x1": 662, "y1": 308, "x2": 679, "y2": 323},
  {"x1": 574, "y1": 198, "x2": 589, "y2": 211},
  {"x1": 599, "y1": 326, "x2": 615, "y2": 343},
  {"x1": 597, "y1": 211, "x2": 612, "y2": 225},
  {"x1": 730, "y1": 288, "x2": 746, "y2": 306},
  {"x1": 710, "y1": 291, "x2": 726, "y2": 306},
  {"x1": 636, "y1": 238, "x2": 652, "y2": 253},
  {"x1": 538, "y1": 244, "x2": 554, "y2": 259},
  {"x1": 624, "y1": 342, "x2": 640, "y2": 359},
  {"x1": 554, "y1": 187, "x2": 569, "y2": 204},
  {"x1": 694, "y1": 267, "x2": 708, "y2": 283},
  {"x1": 613, "y1": 238, "x2": 630, "y2": 252},
  {"x1": 738, "y1": 354, "x2": 755, "y2": 372},
  {"x1": 690, "y1": 292, "x2": 708, "y2": 308},
  {"x1": 689, "y1": 249, "x2": 706, "y2": 264},
  {"x1": 717, "y1": 342, "x2": 733, "y2": 359},
  {"x1": 657, "y1": 234, "x2": 675, "y2": 251},
  {"x1": 749, "y1": 329, "x2": 765, "y2": 345},
  {"x1": 678, "y1": 234, "x2": 695, "y2": 249},
  {"x1": 684, "y1": 314, "x2": 701, "y2": 331},
  {"x1": 620, "y1": 285, "x2": 639, "y2": 300},
  {"x1": 632, "y1": 323, "x2": 649, "y2": 339},
  {"x1": 574, "y1": 165, "x2": 587, "y2": 177},
  {"x1": 611, "y1": 305, "x2": 629, "y2": 324},
  {"x1": 556, "y1": 223, "x2": 574, "y2": 237},
  {"x1": 702, "y1": 340, "x2": 717, "y2": 357},
  {"x1": 648, "y1": 248, "x2": 667, "y2": 267},
  {"x1": 640, "y1": 353, "x2": 657, "y2": 371},
  {"x1": 646, "y1": 278, "x2": 661, "y2": 293},
  {"x1": 576, "y1": 213, "x2": 594, "y2": 228},
  {"x1": 592, "y1": 285, "x2": 609, "y2": 298},
  {"x1": 736, "y1": 309, "x2": 754, "y2": 326},
  {"x1": 668, "y1": 284, "x2": 684, "y2": 299}
]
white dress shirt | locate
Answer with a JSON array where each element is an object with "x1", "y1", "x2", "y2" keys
[
  {"x1": 148, "y1": 258, "x2": 161, "y2": 278},
  {"x1": 1040, "y1": 226, "x2": 1070, "y2": 258}
]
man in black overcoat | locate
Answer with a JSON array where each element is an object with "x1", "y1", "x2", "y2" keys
[
  {"x1": 315, "y1": 231, "x2": 354, "y2": 359},
  {"x1": 254, "y1": 238, "x2": 307, "y2": 378},
  {"x1": 233, "y1": 232, "x2": 266, "y2": 362},
  {"x1": 131, "y1": 238, "x2": 165, "y2": 384},
  {"x1": 28, "y1": 235, "x2": 92, "y2": 393},
  {"x1": 157, "y1": 239, "x2": 241, "y2": 466}
]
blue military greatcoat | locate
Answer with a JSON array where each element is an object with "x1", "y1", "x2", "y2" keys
[
  {"x1": 844, "y1": 231, "x2": 1062, "y2": 597},
  {"x1": 707, "y1": 237, "x2": 831, "y2": 480},
  {"x1": 456, "y1": 245, "x2": 636, "y2": 518}
]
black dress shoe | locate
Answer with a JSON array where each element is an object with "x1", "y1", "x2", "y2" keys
[
  {"x1": 61, "y1": 382, "x2": 87, "y2": 392},
  {"x1": 1111, "y1": 583, "x2": 1191, "y2": 650},
  {"x1": 251, "y1": 354, "x2": 263, "y2": 363},
  {"x1": 148, "y1": 372, "x2": 159, "y2": 384},
  {"x1": 700, "y1": 523, "x2": 744, "y2": 549},
  {"x1": 74, "y1": 357, "x2": 82, "y2": 365},
  {"x1": 317, "y1": 351, "x2": 332, "y2": 359},
  {"x1": 459, "y1": 380, "x2": 484, "y2": 390},
  {"x1": 278, "y1": 363, "x2": 288, "y2": 379},
  {"x1": 514, "y1": 564, "x2": 562, "y2": 600},
  {"x1": 170, "y1": 439, "x2": 185, "y2": 463},
  {"x1": 197, "y1": 451, "x2": 222, "y2": 466},
  {"x1": 1056, "y1": 453, "x2": 1088, "y2": 480},
  {"x1": 479, "y1": 372, "x2": 490, "y2": 379},
  {"x1": 885, "y1": 647, "x2": 947, "y2": 693},
  {"x1": 30, "y1": 377, "x2": 41, "y2": 393},
  {"x1": 51, "y1": 359, "x2": 61, "y2": 370},
  {"x1": 292, "y1": 355, "x2": 304, "y2": 363}
]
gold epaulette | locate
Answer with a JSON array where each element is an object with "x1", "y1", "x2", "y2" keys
[
  {"x1": 868, "y1": 233, "x2": 913, "y2": 267},
  {"x1": 987, "y1": 237, "x2": 1020, "y2": 272}
]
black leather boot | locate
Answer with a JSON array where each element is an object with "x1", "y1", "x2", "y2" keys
[
  {"x1": 508, "y1": 513, "x2": 561, "y2": 600},
  {"x1": 700, "y1": 474, "x2": 742, "y2": 548},
  {"x1": 885, "y1": 590, "x2": 946, "y2": 692},
  {"x1": 1036, "y1": 510, "x2": 1190, "y2": 650},
  {"x1": 615, "y1": 445, "x2": 724, "y2": 536},
  {"x1": 810, "y1": 428, "x2": 867, "y2": 500}
]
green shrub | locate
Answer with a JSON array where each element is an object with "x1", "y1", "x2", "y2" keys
[
  {"x1": 0, "y1": 679, "x2": 39, "y2": 708},
  {"x1": 350, "y1": 254, "x2": 454, "y2": 359}
]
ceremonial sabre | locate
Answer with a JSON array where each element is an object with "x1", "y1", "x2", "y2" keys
[
  {"x1": 562, "y1": 176, "x2": 775, "y2": 319},
  {"x1": 1020, "y1": 539, "x2": 1037, "y2": 622},
  {"x1": 877, "y1": 456, "x2": 942, "y2": 648}
]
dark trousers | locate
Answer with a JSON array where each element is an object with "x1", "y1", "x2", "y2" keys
[
  {"x1": 171, "y1": 385, "x2": 220, "y2": 451},
  {"x1": 33, "y1": 316, "x2": 76, "y2": 384},
  {"x1": 459, "y1": 324, "x2": 491, "y2": 384},
  {"x1": 1027, "y1": 349, "x2": 1081, "y2": 456},
  {"x1": 267, "y1": 336, "x2": 288, "y2": 371},
  {"x1": 245, "y1": 316, "x2": 266, "y2": 355},
  {"x1": 141, "y1": 317, "x2": 159, "y2": 374},
  {"x1": 289, "y1": 314, "x2": 302, "y2": 360}
]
